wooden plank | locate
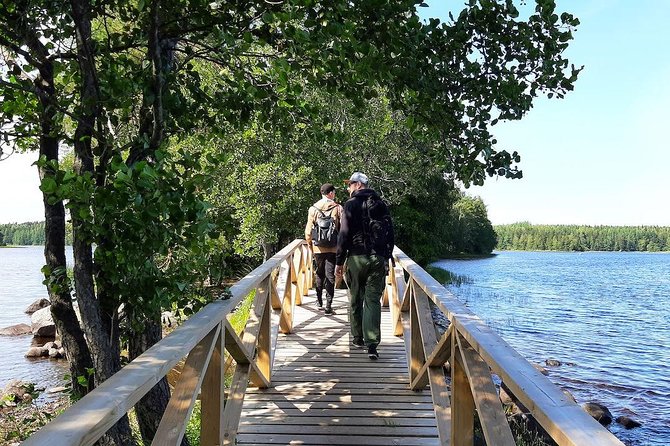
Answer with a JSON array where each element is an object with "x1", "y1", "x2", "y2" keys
[
  {"x1": 239, "y1": 415, "x2": 438, "y2": 427},
  {"x1": 256, "y1": 277, "x2": 272, "y2": 386},
  {"x1": 223, "y1": 319, "x2": 270, "y2": 388},
  {"x1": 221, "y1": 364, "x2": 250, "y2": 445},
  {"x1": 412, "y1": 286, "x2": 451, "y2": 445},
  {"x1": 235, "y1": 433, "x2": 440, "y2": 445},
  {"x1": 270, "y1": 274, "x2": 282, "y2": 310},
  {"x1": 457, "y1": 333, "x2": 515, "y2": 446},
  {"x1": 241, "y1": 407, "x2": 438, "y2": 418},
  {"x1": 451, "y1": 334, "x2": 474, "y2": 446},
  {"x1": 409, "y1": 286, "x2": 428, "y2": 389},
  {"x1": 244, "y1": 394, "x2": 434, "y2": 403},
  {"x1": 200, "y1": 326, "x2": 224, "y2": 446},
  {"x1": 237, "y1": 424, "x2": 438, "y2": 436},
  {"x1": 292, "y1": 251, "x2": 303, "y2": 306},
  {"x1": 241, "y1": 401, "x2": 435, "y2": 410},
  {"x1": 391, "y1": 265, "x2": 406, "y2": 336},
  {"x1": 280, "y1": 260, "x2": 294, "y2": 334},
  {"x1": 152, "y1": 326, "x2": 220, "y2": 446}
]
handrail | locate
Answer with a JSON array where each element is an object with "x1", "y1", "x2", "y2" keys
[
  {"x1": 23, "y1": 239, "x2": 313, "y2": 446},
  {"x1": 386, "y1": 246, "x2": 625, "y2": 446},
  {"x1": 24, "y1": 241, "x2": 625, "y2": 446}
]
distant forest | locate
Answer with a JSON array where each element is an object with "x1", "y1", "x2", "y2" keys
[
  {"x1": 495, "y1": 223, "x2": 670, "y2": 252},
  {"x1": 0, "y1": 221, "x2": 72, "y2": 246}
]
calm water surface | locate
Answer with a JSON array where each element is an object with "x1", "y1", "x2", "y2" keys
[
  {"x1": 433, "y1": 251, "x2": 670, "y2": 446},
  {"x1": 0, "y1": 246, "x2": 70, "y2": 397}
]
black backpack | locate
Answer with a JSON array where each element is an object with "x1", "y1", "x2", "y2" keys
[
  {"x1": 311, "y1": 205, "x2": 338, "y2": 247},
  {"x1": 362, "y1": 195, "x2": 394, "y2": 259}
]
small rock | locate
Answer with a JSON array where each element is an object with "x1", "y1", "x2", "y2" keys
[
  {"x1": 545, "y1": 359, "x2": 562, "y2": 367},
  {"x1": 42, "y1": 341, "x2": 55, "y2": 350},
  {"x1": 31, "y1": 307, "x2": 56, "y2": 337},
  {"x1": 58, "y1": 347, "x2": 66, "y2": 358},
  {"x1": 53, "y1": 340, "x2": 62, "y2": 349},
  {"x1": 46, "y1": 386, "x2": 67, "y2": 394},
  {"x1": 25, "y1": 298, "x2": 50, "y2": 315},
  {"x1": 0, "y1": 323, "x2": 32, "y2": 336},
  {"x1": 582, "y1": 402, "x2": 613, "y2": 426},
  {"x1": 616, "y1": 416, "x2": 642, "y2": 429},
  {"x1": 48, "y1": 347, "x2": 60, "y2": 358},
  {"x1": 25, "y1": 347, "x2": 45, "y2": 358}
]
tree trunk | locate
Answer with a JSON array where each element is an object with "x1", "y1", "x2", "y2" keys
[
  {"x1": 68, "y1": 1, "x2": 134, "y2": 443},
  {"x1": 29, "y1": 20, "x2": 94, "y2": 399}
]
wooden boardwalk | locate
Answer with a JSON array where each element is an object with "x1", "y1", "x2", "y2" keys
[{"x1": 238, "y1": 288, "x2": 440, "y2": 445}]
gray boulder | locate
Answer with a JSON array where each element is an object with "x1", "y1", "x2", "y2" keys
[
  {"x1": 31, "y1": 306, "x2": 56, "y2": 338},
  {"x1": 582, "y1": 402, "x2": 613, "y2": 426},
  {"x1": 25, "y1": 298, "x2": 50, "y2": 315},
  {"x1": 0, "y1": 323, "x2": 32, "y2": 336},
  {"x1": 25, "y1": 347, "x2": 46, "y2": 358}
]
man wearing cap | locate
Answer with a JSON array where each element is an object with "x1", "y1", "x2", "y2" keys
[
  {"x1": 305, "y1": 183, "x2": 342, "y2": 314},
  {"x1": 335, "y1": 172, "x2": 394, "y2": 360}
]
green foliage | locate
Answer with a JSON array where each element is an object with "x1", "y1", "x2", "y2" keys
[
  {"x1": 449, "y1": 195, "x2": 498, "y2": 255},
  {"x1": 495, "y1": 223, "x2": 670, "y2": 252}
]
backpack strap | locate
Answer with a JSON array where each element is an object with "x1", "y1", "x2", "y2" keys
[{"x1": 311, "y1": 204, "x2": 338, "y2": 217}]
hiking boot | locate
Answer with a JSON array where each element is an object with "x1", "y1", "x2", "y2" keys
[
  {"x1": 316, "y1": 299, "x2": 323, "y2": 310},
  {"x1": 324, "y1": 307, "x2": 335, "y2": 315},
  {"x1": 368, "y1": 345, "x2": 379, "y2": 360},
  {"x1": 351, "y1": 337, "x2": 365, "y2": 349}
]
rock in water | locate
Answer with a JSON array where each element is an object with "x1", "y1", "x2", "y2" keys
[
  {"x1": 25, "y1": 347, "x2": 45, "y2": 358},
  {"x1": 31, "y1": 307, "x2": 56, "y2": 338},
  {"x1": 616, "y1": 416, "x2": 642, "y2": 429},
  {"x1": 582, "y1": 402, "x2": 613, "y2": 426},
  {"x1": 0, "y1": 323, "x2": 32, "y2": 336},
  {"x1": 25, "y1": 298, "x2": 50, "y2": 315}
]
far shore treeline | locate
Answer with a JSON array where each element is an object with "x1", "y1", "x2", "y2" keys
[
  {"x1": 0, "y1": 192, "x2": 496, "y2": 264},
  {"x1": 496, "y1": 222, "x2": 670, "y2": 252}
]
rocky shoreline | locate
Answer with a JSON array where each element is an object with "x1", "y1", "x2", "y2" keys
[{"x1": 0, "y1": 298, "x2": 70, "y2": 444}]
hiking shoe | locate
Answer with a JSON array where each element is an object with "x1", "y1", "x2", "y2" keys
[
  {"x1": 351, "y1": 337, "x2": 365, "y2": 349},
  {"x1": 368, "y1": 345, "x2": 379, "y2": 360},
  {"x1": 324, "y1": 307, "x2": 335, "y2": 315},
  {"x1": 316, "y1": 300, "x2": 323, "y2": 310}
]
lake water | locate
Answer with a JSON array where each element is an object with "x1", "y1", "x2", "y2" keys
[
  {"x1": 0, "y1": 246, "x2": 70, "y2": 397},
  {"x1": 433, "y1": 251, "x2": 670, "y2": 446}
]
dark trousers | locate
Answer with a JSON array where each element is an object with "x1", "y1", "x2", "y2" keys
[
  {"x1": 314, "y1": 252, "x2": 336, "y2": 309},
  {"x1": 345, "y1": 254, "x2": 385, "y2": 347}
]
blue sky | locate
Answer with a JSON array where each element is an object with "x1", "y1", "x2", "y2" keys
[
  {"x1": 421, "y1": 0, "x2": 670, "y2": 225},
  {"x1": 1, "y1": 1, "x2": 669, "y2": 225}
]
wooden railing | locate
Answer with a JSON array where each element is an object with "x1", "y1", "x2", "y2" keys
[
  {"x1": 25, "y1": 240, "x2": 626, "y2": 446},
  {"x1": 23, "y1": 239, "x2": 313, "y2": 446},
  {"x1": 385, "y1": 246, "x2": 625, "y2": 446}
]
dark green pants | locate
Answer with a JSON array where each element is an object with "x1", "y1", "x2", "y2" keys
[{"x1": 345, "y1": 254, "x2": 385, "y2": 347}]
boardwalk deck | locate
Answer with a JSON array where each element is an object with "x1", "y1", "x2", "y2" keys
[{"x1": 238, "y1": 288, "x2": 440, "y2": 445}]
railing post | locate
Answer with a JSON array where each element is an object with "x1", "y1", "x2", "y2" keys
[
  {"x1": 409, "y1": 280, "x2": 426, "y2": 389},
  {"x1": 257, "y1": 276, "x2": 272, "y2": 383},
  {"x1": 451, "y1": 331, "x2": 475, "y2": 446},
  {"x1": 280, "y1": 257, "x2": 295, "y2": 334},
  {"x1": 200, "y1": 323, "x2": 224, "y2": 446},
  {"x1": 292, "y1": 250, "x2": 303, "y2": 306}
]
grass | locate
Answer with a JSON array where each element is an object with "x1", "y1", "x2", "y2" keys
[{"x1": 425, "y1": 265, "x2": 473, "y2": 287}]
